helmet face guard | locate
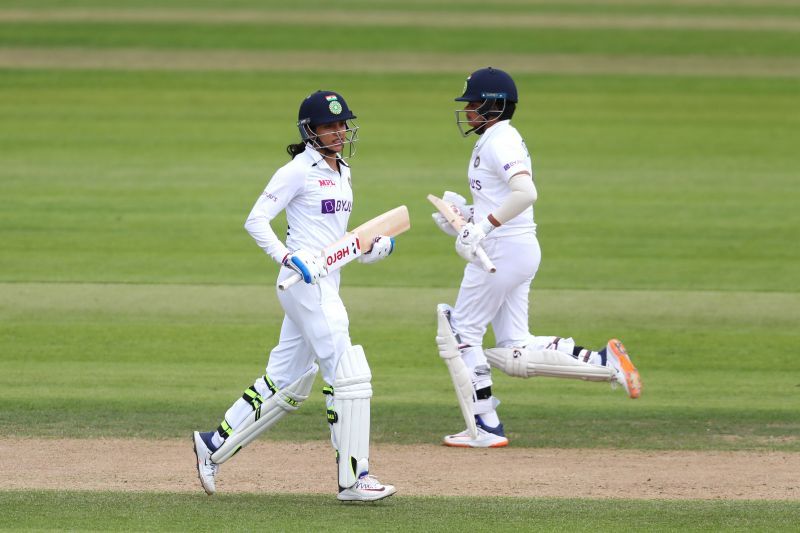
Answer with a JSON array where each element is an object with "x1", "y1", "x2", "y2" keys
[
  {"x1": 297, "y1": 91, "x2": 359, "y2": 159},
  {"x1": 299, "y1": 119, "x2": 359, "y2": 159},
  {"x1": 455, "y1": 95, "x2": 508, "y2": 137}
]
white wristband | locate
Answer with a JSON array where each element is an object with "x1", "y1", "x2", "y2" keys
[{"x1": 479, "y1": 218, "x2": 496, "y2": 235}]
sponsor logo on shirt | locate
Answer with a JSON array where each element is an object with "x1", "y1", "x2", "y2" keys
[
  {"x1": 503, "y1": 160, "x2": 523, "y2": 171},
  {"x1": 262, "y1": 192, "x2": 279, "y2": 202},
  {"x1": 318, "y1": 179, "x2": 336, "y2": 187},
  {"x1": 321, "y1": 199, "x2": 352, "y2": 214}
]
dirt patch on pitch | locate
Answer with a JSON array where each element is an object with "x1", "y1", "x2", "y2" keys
[{"x1": 1, "y1": 438, "x2": 798, "y2": 500}]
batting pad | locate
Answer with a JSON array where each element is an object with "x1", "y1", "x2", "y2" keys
[
  {"x1": 330, "y1": 345, "x2": 373, "y2": 489},
  {"x1": 436, "y1": 304, "x2": 478, "y2": 440},
  {"x1": 211, "y1": 364, "x2": 318, "y2": 464},
  {"x1": 485, "y1": 347, "x2": 616, "y2": 381}
]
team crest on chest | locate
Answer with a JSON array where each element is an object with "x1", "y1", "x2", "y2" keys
[{"x1": 473, "y1": 156, "x2": 480, "y2": 168}]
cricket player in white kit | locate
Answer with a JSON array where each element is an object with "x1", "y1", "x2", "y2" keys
[
  {"x1": 193, "y1": 90, "x2": 396, "y2": 500},
  {"x1": 433, "y1": 68, "x2": 643, "y2": 448}
]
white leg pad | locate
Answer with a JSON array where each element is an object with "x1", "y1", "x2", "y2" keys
[
  {"x1": 329, "y1": 345, "x2": 372, "y2": 489},
  {"x1": 485, "y1": 347, "x2": 615, "y2": 381},
  {"x1": 211, "y1": 364, "x2": 318, "y2": 464},
  {"x1": 436, "y1": 304, "x2": 478, "y2": 440}
]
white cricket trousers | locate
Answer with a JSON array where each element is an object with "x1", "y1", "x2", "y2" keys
[
  {"x1": 268, "y1": 267, "x2": 352, "y2": 387},
  {"x1": 451, "y1": 233, "x2": 541, "y2": 349}
]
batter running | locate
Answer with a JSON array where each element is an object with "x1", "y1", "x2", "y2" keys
[
  {"x1": 193, "y1": 90, "x2": 396, "y2": 500},
  {"x1": 433, "y1": 67, "x2": 643, "y2": 448}
]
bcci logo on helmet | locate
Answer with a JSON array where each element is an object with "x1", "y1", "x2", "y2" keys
[{"x1": 329, "y1": 101, "x2": 342, "y2": 115}]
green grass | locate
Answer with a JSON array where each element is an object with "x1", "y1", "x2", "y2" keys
[
  {"x1": 2, "y1": 22, "x2": 800, "y2": 57},
  {"x1": 1, "y1": 71, "x2": 798, "y2": 291},
  {"x1": 1, "y1": 282, "x2": 798, "y2": 450},
  {"x1": 1, "y1": 491, "x2": 799, "y2": 532},
  {"x1": 3, "y1": 0, "x2": 800, "y2": 18}
]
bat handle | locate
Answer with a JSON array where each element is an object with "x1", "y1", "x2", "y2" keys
[
  {"x1": 475, "y1": 246, "x2": 497, "y2": 274},
  {"x1": 278, "y1": 273, "x2": 303, "y2": 291}
]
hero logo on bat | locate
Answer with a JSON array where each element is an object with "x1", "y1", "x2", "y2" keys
[{"x1": 325, "y1": 238, "x2": 360, "y2": 267}]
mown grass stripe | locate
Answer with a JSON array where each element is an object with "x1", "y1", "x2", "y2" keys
[
  {"x1": 1, "y1": 9, "x2": 799, "y2": 31},
  {"x1": 3, "y1": 48, "x2": 800, "y2": 77}
]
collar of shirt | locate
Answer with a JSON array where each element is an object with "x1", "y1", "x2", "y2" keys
[
  {"x1": 302, "y1": 144, "x2": 349, "y2": 170},
  {"x1": 474, "y1": 119, "x2": 511, "y2": 152}
]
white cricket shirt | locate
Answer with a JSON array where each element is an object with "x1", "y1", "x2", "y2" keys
[
  {"x1": 467, "y1": 120, "x2": 536, "y2": 239},
  {"x1": 245, "y1": 145, "x2": 353, "y2": 263}
]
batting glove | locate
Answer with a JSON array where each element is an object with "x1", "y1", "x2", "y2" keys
[
  {"x1": 359, "y1": 235, "x2": 394, "y2": 264},
  {"x1": 455, "y1": 219, "x2": 494, "y2": 264},
  {"x1": 284, "y1": 249, "x2": 327, "y2": 284}
]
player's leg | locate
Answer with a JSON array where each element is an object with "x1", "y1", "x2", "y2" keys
[
  {"x1": 192, "y1": 315, "x2": 317, "y2": 494},
  {"x1": 285, "y1": 277, "x2": 395, "y2": 501},
  {"x1": 487, "y1": 237, "x2": 641, "y2": 397},
  {"x1": 327, "y1": 345, "x2": 396, "y2": 501},
  {"x1": 442, "y1": 238, "x2": 538, "y2": 447},
  {"x1": 490, "y1": 296, "x2": 620, "y2": 384}
]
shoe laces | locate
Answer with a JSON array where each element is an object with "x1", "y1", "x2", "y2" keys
[
  {"x1": 202, "y1": 458, "x2": 219, "y2": 475},
  {"x1": 356, "y1": 474, "x2": 382, "y2": 489}
]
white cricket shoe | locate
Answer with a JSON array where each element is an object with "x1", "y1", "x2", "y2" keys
[
  {"x1": 605, "y1": 339, "x2": 642, "y2": 399},
  {"x1": 192, "y1": 431, "x2": 219, "y2": 495},
  {"x1": 443, "y1": 421, "x2": 509, "y2": 448},
  {"x1": 337, "y1": 473, "x2": 397, "y2": 502}
]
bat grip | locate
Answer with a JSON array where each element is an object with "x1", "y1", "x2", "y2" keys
[
  {"x1": 475, "y1": 246, "x2": 497, "y2": 274},
  {"x1": 278, "y1": 273, "x2": 303, "y2": 291}
]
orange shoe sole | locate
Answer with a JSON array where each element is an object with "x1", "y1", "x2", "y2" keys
[{"x1": 608, "y1": 339, "x2": 642, "y2": 399}]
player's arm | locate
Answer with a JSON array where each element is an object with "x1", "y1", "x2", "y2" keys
[
  {"x1": 244, "y1": 167, "x2": 300, "y2": 263},
  {"x1": 244, "y1": 168, "x2": 325, "y2": 283},
  {"x1": 484, "y1": 171, "x2": 537, "y2": 229}
]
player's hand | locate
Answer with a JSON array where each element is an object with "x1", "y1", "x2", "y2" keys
[
  {"x1": 284, "y1": 250, "x2": 327, "y2": 284},
  {"x1": 431, "y1": 212, "x2": 459, "y2": 237},
  {"x1": 432, "y1": 191, "x2": 473, "y2": 237},
  {"x1": 455, "y1": 220, "x2": 493, "y2": 264},
  {"x1": 359, "y1": 235, "x2": 394, "y2": 264},
  {"x1": 442, "y1": 191, "x2": 473, "y2": 223}
]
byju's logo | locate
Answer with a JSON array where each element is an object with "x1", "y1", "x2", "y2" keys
[{"x1": 321, "y1": 199, "x2": 352, "y2": 214}]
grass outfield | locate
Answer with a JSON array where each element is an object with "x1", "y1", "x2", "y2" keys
[
  {"x1": 1, "y1": 282, "x2": 798, "y2": 450},
  {"x1": 1, "y1": 0, "x2": 799, "y2": 529},
  {"x1": 2, "y1": 491, "x2": 799, "y2": 532}
]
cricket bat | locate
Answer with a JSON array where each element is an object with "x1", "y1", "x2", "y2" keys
[
  {"x1": 278, "y1": 205, "x2": 411, "y2": 290},
  {"x1": 427, "y1": 194, "x2": 497, "y2": 274}
]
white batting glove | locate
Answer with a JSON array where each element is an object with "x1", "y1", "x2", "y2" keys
[
  {"x1": 359, "y1": 235, "x2": 394, "y2": 264},
  {"x1": 431, "y1": 212, "x2": 459, "y2": 237},
  {"x1": 442, "y1": 190, "x2": 468, "y2": 213},
  {"x1": 284, "y1": 249, "x2": 327, "y2": 284},
  {"x1": 455, "y1": 219, "x2": 494, "y2": 264},
  {"x1": 443, "y1": 190, "x2": 474, "y2": 223},
  {"x1": 432, "y1": 191, "x2": 473, "y2": 237}
]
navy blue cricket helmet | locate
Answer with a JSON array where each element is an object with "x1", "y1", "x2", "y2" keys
[
  {"x1": 455, "y1": 67, "x2": 518, "y2": 103},
  {"x1": 454, "y1": 67, "x2": 518, "y2": 136},
  {"x1": 297, "y1": 90, "x2": 356, "y2": 139},
  {"x1": 297, "y1": 90, "x2": 359, "y2": 158}
]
